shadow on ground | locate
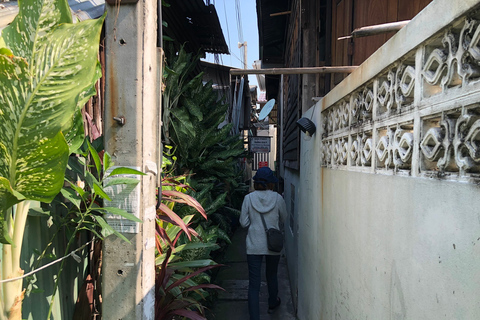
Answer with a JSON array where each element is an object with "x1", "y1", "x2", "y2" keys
[{"x1": 207, "y1": 228, "x2": 297, "y2": 320}]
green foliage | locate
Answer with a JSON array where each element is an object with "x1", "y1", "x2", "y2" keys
[
  {"x1": 0, "y1": 0, "x2": 104, "y2": 317},
  {"x1": 31, "y1": 139, "x2": 144, "y2": 319},
  {"x1": 162, "y1": 48, "x2": 248, "y2": 241},
  {"x1": 0, "y1": 0, "x2": 105, "y2": 244},
  {"x1": 162, "y1": 48, "x2": 199, "y2": 145},
  {"x1": 159, "y1": 46, "x2": 251, "y2": 318},
  {"x1": 169, "y1": 75, "x2": 245, "y2": 180},
  {"x1": 62, "y1": 140, "x2": 144, "y2": 241},
  {"x1": 155, "y1": 153, "x2": 223, "y2": 320}
]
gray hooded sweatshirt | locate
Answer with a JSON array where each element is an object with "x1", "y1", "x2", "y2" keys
[{"x1": 240, "y1": 190, "x2": 288, "y2": 255}]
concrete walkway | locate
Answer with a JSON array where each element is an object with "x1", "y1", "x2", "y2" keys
[{"x1": 207, "y1": 227, "x2": 297, "y2": 320}]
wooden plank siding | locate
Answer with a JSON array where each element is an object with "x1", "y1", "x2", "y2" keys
[
  {"x1": 283, "y1": 0, "x2": 302, "y2": 169},
  {"x1": 277, "y1": 0, "x2": 432, "y2": 171},
  {"x1": 352, "y1": 0, "x2": 396, "y2": 66},
  {"x1": 330, "y1": 0, "x2": 433, "y2": 87},
  {"x1": 331, "y1": 0, "x2": 354, "y2": 86}
]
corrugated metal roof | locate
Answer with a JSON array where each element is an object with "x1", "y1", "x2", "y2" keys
[
  {"x1": 70, "y1": 0, "x2": 105, "y2": 21},
  {"x1": 0, "y1": 0, "x2": 105, "y2": 30},
  {"x1": 256, "y1": 0, "x2": 289, "y2": 67},
  {"x1": 163, "y1": 0, "x2": 229, "y2": 55}
]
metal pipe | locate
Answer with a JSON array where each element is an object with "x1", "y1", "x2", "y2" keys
[
  {"x1": 338, "y1": 20, "x2": 410, "y2": 40},
  {"x1": 270, "y1": 10, "x2": 292, "y2": 17},
  {"x1": 230, "y1": 66, "x2": 358, "y2": 76}
]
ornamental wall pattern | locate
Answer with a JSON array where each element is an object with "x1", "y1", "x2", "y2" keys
[{"x1": 321, "y1": 16, "x2": 480, "y2": 181}]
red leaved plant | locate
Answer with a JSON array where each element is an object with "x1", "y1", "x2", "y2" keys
[{"x1": 155, "y1": 173, "x2": 224, "y2": 320}]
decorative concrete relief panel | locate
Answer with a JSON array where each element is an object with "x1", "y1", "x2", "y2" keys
[
  {"x1": 320, "y1": 10, "x2": 480, "y2": 181},
  {"x1": 333, "y1": 137, "x2": 348, "y2": 167},
  {"x1": 377, "y1": 71, "x2": 395, "y2": 115},
  {"x1": 420, "y1": 105, "x2": 480, "y2": 174},
  {"x1": 395, "y1": 64, "x2": 416, "y2": 109},
  {"x1": 325, "y1": 99, "x2": 350, "y2": 136},
  {"x1": 376, "y1": 125, "x2": 414, "y2": 171},
  {"x1": 321, "y1": 139, "x2": 332, "y2": 167},
  {"x1": 323, "y1": 86, "x2": 375, "y2": 138},
  {"x1": 351, "y1": 86, "x2": 374, "y2": 125},
  {"x1": 350, "y1": 132, "x2": 373, "y2": 167},
  {"x1": 422, "y1": 18, "x2": 480, "y2": 98},
  {"x1": 326, "y1": 109, "x2": 334, "y2": 135},
  {"x1": 378, "y1": 63, "x2": 415, "y2": 116}
]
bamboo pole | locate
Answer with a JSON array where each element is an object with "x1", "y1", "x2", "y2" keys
[
  {"x1": 270, "y1": 11, "x2": 292, "y2": 17},
  {"x1": 230, "y1": 66, "x2": 358, "y2": 76},
  {"x1": 338, "y1": 20, "x2": 410, "y2": 40}
]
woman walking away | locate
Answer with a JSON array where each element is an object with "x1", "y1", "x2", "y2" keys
[{"x1": 240, "y1": 167, "x2": 288, "y2": 320}]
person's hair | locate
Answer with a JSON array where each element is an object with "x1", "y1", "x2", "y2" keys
[{"x1": 254, "y1": 180, "x2": 275, "y2": 191}]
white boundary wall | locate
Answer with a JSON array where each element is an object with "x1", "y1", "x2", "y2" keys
[{"x1": 295, "y1": 0, "x2": 480, "y2": 318}]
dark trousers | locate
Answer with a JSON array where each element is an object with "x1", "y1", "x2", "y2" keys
[{"x1": 246, "y1": 254, "x2": 281, "y2": 320}]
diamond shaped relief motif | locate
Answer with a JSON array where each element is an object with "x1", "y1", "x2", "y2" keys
[
  {"x1": 339, "y1": 102, "x2": 349, "y2": 128},
  {"x1": 467, "y1": 20, "x2": 480, "y2": 61},
  {"x1": 397, "y1": 132, "x2": 414, "y2": 162},
  {"x1": 327, "y1": 142, "x2": 333, "y2": 164},
  {"x1": 321, "y1": 142, "x2": 329, "y2": 165},
  {"x1": 351, "y1": 94, "x2": 361, "y2": 121},
  {"x1": 436, "y1": 118, "x2": 456, "y2": 171},
  {"x1": 378, "y1": 80, "x2": 391, "y2": 110},
  {"x1": 351, "y1": 138, "x2": 359, "y2": 165},
  {"x1": 464, "y1": 119, "x2": 480, "y2": 162},
  {"x1": 321, "y1": 116, "x2": 328, "y2": 134},
  {"x1": 323, "y1": 141, "x2": 333, "y2": 166},
  {"x1": 362, "y1": 137, "x2": 373, "y2": 166},
  {"x1": 333, "y1": 140, "x2": 340, "y2": 165},
  {"x1": 453, "y1": 114, "x2": 477, "y2": 170},
  {"x1": 334, "y1": 108, "x2": 342, "y2": 131},
  {"x1": 327, "y1": 110, "x2": 334, "y2": 133},
  {"x1": 364, "y1": 89, "x2": 374, "y2": 112},
  {"x1": 423, "y1": 48, "x2": 447, "y2": 85},
  {"x1": 420, "y1": 127, "x2": 444, "y2": 161},
  {"x1": 399, "y1": 66, "x2": 415, "y2": 97},
  {"x1": 341, "y1": 138, "x2": 348, "y2": 165},
  {"x1": 376, "y1": 135, "x2": 389, "y2": 163}
]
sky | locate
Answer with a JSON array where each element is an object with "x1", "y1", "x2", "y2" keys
[{"x1": 203, "y1": 0, "x2": 260, "y2": 89}]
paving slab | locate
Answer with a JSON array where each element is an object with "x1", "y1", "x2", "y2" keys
[{"x1": 207, "y1": 228, "x2": 297, "y2": 320}]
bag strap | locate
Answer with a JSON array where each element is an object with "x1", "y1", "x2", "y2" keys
[
  {"x1": 257, "y1": 194, "x2": 279, "y2": 233},
  {"x1": 259, "y1": 213, "x2": 269, "y2": 233}
]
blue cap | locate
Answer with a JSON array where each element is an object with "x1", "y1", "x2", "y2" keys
[{"x1": 253, "y1": 167, "x2": 278, "y2": 184}]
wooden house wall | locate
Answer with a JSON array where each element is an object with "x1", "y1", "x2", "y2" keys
[
  {"x1": 278, "y1": 0, "x2": 433, "y2": 171},
  {"x1": 330, "y1": 0, "x2": 432, "y2": 86},
  {"x1": 83, "y1": 38, "x2": 105, "y2": 141},
  {"x1": 283, "y1": 0, "x2": 302, "y2": 169}
]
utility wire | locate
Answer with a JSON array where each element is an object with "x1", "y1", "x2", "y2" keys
[
  {"x1": 235, "y1": 0, "x2": 244, "y2": 43},
  {"x1": 230, "y1": 51, "x2": 246, "y2": 66},
  {"x1": 0, "y1": 239, "x2": 95, "y2": 284},
  {"x1": 235, "y1": 0, "x2": 245, "y2": 68},
  {"x1": 222, "y1": 0, "x2": 232, "y2": 66}
]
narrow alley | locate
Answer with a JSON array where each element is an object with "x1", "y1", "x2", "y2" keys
[{"x1": 208, "y1": 227, "x2": 297, "y2": 320}]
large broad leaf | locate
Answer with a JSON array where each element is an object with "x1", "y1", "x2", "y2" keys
[
  {"x1": 0, "y1": 0, "x2": 105, "y2": 243},
  {"x1": 1, "y1": 0, "x2": 72, "y2": 60},
  {"x1": 64, "y1": 61, "x2": 102, "y2": 153},
  {"x1": 0, "y1": 179, "x2": 24, "y2": 243},
  {"x1": 162, "y1": 189, "x2": 206, "y2": 219}
]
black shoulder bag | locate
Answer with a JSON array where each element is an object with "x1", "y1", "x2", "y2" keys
[{"x1": 259, "y1": 212, "x2": 283, "y2": 253}]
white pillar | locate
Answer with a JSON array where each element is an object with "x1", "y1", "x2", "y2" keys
[{"x1": 102, "y1": 0, "x2": 158, "y2": 319}]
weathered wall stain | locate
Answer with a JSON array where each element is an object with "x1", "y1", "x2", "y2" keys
[{"x1": 389, "y1": 260, "x2": 406, "y2": 320}]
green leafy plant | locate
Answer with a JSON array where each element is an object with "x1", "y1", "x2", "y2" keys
[
  {"x1": 0, "y1": 0, "x2": 104, "y2": 317},
  {"x1": 36, "y1": 140, "x2": 144, "y2": 319},
  {"x1": 155, "y1": 157, "x2": 224, "y2": 320},
  {"x1": 162, "y1": 48, "x2": 247, "y2": 240},
  {"x1": 162, "y1": 48, "x2": 199, "y2": 145}
]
